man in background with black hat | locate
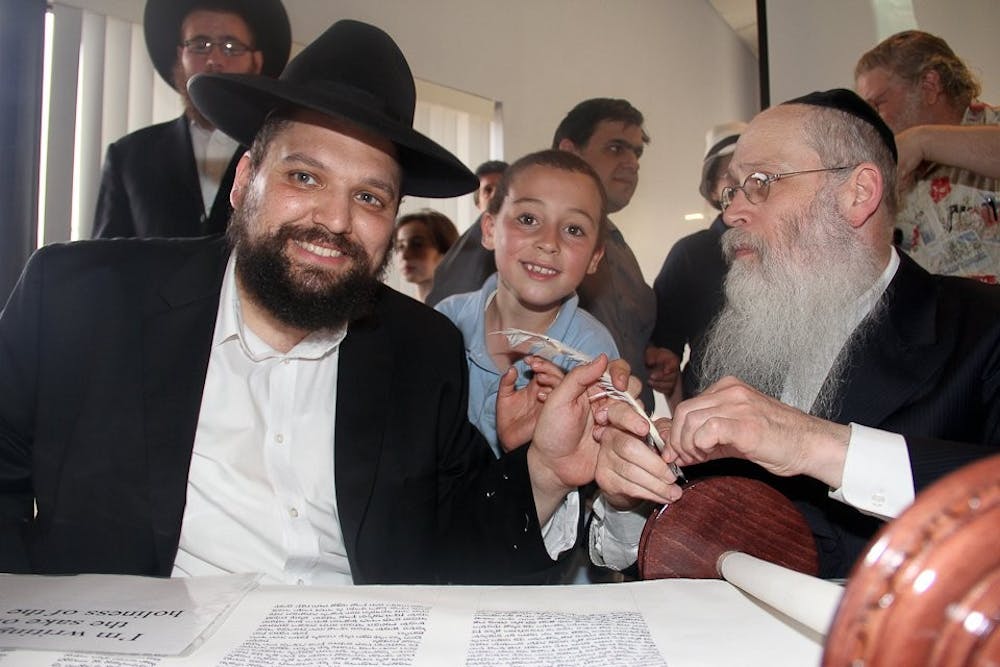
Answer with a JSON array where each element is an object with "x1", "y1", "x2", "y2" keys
[
  {"x1": 91, "y1": 0, "x2": 291, "y2": 239},
  {"x1": 0, "y1": 20, "x2": 609, "y2": 585},
  {"x1": 589, "y1": 89, "x2": 1000, "y2": 579}
]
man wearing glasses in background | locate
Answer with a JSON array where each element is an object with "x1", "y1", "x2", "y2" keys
[{"x1": 92, "y1": 0, "x2": 291, "y2": 239}]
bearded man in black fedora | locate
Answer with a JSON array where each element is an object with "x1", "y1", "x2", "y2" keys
[
  {"x1": 91, "y1": 0, "x2": 291, "y2": 239},
  {"x1": 0, "y1": 20, "x2": 616, "y2": 586}
]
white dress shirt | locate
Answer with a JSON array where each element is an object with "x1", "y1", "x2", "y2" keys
[
  {"x1": 821, "y1": 249, "x2": 914, "y2": 520},
  {"x1": 171, "y1": 256, "x2": 578, "y2": 583},
  {"x1": 189, "y1": 122, "x2": 240, "y2": 215},
  {"x1": 172, "y1": 255, "x2": 353, "y2": 585}
]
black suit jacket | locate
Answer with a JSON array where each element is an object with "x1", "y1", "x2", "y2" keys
[
  {"x1": 651, "y1": 215, "x2": 727, "y2": 357},
  {"x1": 0, "y1": 238, "x2": 558, "y2": 584},
  {"x1": 687, "y1": 252, "x2": 1000, "y2": 578},
  {"x1": 92, "y1": 116, "x2": 240, "y2": 239}
]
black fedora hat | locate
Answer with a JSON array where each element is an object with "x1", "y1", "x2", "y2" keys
[
  {"x1": 144, "y1": 0, "x2": 292, "y2": 88},
  {"x1": 188, "y1": 20, "x2": 478, "y2": 198}
]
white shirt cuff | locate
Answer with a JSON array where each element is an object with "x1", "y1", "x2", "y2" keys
[
  {"x1": 828, "y1": 423, "x2": 914, "y2": 520},
  {"x1": 540, "y1": 490, "x2": 580, "y2": 559},
  {"x1": 587, "y1": 494, "x2": 649, "y2": 570}
]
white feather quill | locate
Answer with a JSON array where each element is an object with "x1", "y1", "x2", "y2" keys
[{"x1": 491, "y1": 328, "x2": 686, "y2": 483}]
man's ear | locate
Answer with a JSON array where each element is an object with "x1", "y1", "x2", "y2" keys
[
  {"x1": 480, "y1": 213, "x2": 497, "y2": 250},
  {"x1": 557, "y1": 138, "x2": 581, "y2": 155},
  {"x1": 586, "y1": 244, "x2": 606, "y2": 275},
  {"x1": 842, "y1": 163, "x2": 883, "y2": 229},
  {"x1": 919, "y1": 69, "x2": 943, "y2": 105},
  {"x1": 230, "y1": 153, "x2": 253, "y2": 208}
]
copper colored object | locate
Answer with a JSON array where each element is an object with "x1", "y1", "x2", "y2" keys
[
  {"x1": 823, "y1": 454, "x2": 1000, "y2": 666},
  {"x1": 637, "y1": 476, "x2": 819, "y2": 580}
]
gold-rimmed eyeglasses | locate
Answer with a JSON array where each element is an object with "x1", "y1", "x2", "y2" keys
[{"x1": 720, "y1": 166, "x2": 856, "y2": 211}]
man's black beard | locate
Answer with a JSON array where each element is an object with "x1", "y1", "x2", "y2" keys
[{"x1": 229, "y1": 210, "x2": 387, "y2": 332}]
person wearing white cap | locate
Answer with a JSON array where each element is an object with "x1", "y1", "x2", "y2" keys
[{"x1": 650, "y1": 121, "x2": 746, "y2": 403}]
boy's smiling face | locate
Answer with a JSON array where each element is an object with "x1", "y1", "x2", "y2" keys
[{"x1": 483, "y1": 164, "x2": 604, "y2": 313}]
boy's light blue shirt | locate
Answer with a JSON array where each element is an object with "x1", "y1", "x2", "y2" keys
[{"x1": 435, "y1": 273, "x2": 620, "y2": 457}]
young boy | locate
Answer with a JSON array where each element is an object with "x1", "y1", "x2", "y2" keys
[{"x1": 436, "y1": 150, "x2": 619, "y2": 457}]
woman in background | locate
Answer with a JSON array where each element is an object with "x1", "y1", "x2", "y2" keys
[{"x1": 394, "y1": 209, "x2": 459, "y2": 302}]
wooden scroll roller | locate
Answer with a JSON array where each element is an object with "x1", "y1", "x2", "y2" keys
[
  {"x1": 823, "y1": 453, "x2": 1000, "y2": 666},
  {"x1": 637, "y1": 475, "x2": 819, "y2": 580}
]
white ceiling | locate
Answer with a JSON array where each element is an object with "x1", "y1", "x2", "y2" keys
[{"x1": 709, "y1": 0, "x2": 759, "y2": 56}]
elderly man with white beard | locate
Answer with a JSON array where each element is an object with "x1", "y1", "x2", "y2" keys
[{"x1": 587, "y1": 89, "x2": 1000, "y2": 579}]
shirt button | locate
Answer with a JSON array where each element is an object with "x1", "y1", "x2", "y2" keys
[
  {"x1": 872, "y1": 491, "x2": 886, "y2": 507},
  {"x1": 275, "y1": 434, "x2": 284, "y2": 444},
  {"x1": 297, "y1": 579, "x2": 305, "y2": 586},
  {"x1": 289, "y1": 507, "x2": 299, "y2": 518}
]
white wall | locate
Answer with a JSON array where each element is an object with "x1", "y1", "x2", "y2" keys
[{"x1": 767, "y1": 0, "x2": 1000, "y2": 105}]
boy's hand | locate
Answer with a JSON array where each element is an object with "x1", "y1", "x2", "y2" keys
[
  {"x1": 527, "y1": 355, "x2": 610, "y2": 523},
  {"x1": 495, "y1": 355, "x2": 565, "y2": 451},
  {"x1": 594, "y1": 405, "x2": 682, "y2": 509}
]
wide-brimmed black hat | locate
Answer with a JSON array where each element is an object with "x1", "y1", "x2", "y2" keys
[
  {"x1": 188, "y1": 20, "x2": 478, "y2": 198},
  {"x1": 144, "y1": 0, "x2": 291, "y2": 88}
]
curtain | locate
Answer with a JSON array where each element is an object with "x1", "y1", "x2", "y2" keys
[
  {"x1": 0, "y1": 0, "x2": 45, "y2": 305},
  {"x1": 40, "y1": 3, "x2": 178, "y2": 243}
]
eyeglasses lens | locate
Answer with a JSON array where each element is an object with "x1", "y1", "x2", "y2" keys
[
  {"x1": 744, "y1": 175, "x2": 768, "y2": 205},
  {"x1": 183, "y1": 38, "x2": 250, "y2": 57}
]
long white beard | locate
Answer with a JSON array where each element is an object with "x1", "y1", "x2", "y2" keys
[{"x1": 698, "y1": 189, "x2": 885, "y2": 417}]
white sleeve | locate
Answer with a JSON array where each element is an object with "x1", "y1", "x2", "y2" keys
[
  {"x1": 827, "y1": 423, "x2": 914, "y2": 520},
  {"x1": 587, "y1": 493, "x2": 649, "y2": 570},
  {"x1": 540, "y1": 490, "x2": 580, "y2": 559}
]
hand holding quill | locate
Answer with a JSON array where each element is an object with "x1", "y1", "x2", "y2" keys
[{"x1": 492, "y1": 328, "x2": 686, "y2": 484}]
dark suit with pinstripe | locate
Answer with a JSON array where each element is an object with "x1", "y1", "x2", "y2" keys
[{"x1": 686, "y1": 252, "x2": 1000, "y2": 578}]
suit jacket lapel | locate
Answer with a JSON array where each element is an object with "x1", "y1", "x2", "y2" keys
[
  {"x1": 166, "y1": 116, "x2": 241, "y2": 236},
  {"x1": 142, "y1": 239, "x2": 230, "y2": 573},
  {"x1": 334, "y1": 289, "x2": 394, "y2": 578},
  {"x1": 831, "y1": 254, "x2": 952, "y2": 426},
  {"x1": 206, "y1": 149, "x2": 242, "y2": 235},
  {"x1": 164, "y1": 117, "x2": 204, "y2": 217}
]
